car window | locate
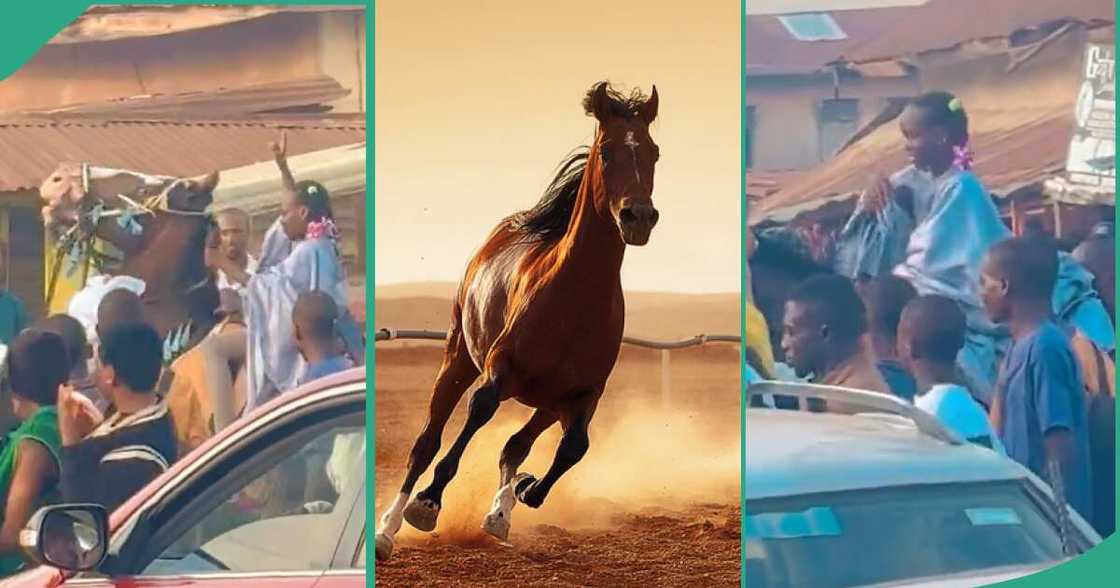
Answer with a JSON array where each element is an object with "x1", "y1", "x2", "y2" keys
[
  {"x1": 140, "y1": 419, "x2": 366, "y2": 576},
  {"x1": 744, "y1": 481, "x2": 1067, "y2": 588}
]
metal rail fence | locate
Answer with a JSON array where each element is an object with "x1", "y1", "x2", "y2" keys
[{"x1": 374, "y1": 328, "x2": 741, "y2": 404}]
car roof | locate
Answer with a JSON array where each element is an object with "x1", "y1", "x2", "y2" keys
[
  {"x1": 109, "y1": 366, "x2": 366, "y2": 527},
  {"x1": 745, "y1": 407, "x2": 1028, "y2": 500}
]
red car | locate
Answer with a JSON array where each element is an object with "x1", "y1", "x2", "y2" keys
[{"x1": 2, "y1": 367, "x2": 367, "y2": 588}]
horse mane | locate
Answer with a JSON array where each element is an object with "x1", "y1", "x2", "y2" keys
[
  {"x1": 582, "y1": 82, "x2": 649, "y2": 119},
  {"x1": 509, "y1": 149, "x2": 589, "y2": 241}
]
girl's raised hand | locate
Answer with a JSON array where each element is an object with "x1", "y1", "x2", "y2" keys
[{"x1": 270, "y1": 131, "x2": 288, "y2": 160}]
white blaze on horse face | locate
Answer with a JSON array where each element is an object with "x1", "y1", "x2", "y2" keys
[
  {"x1": 624, "y1": 130, "x2": 642, "y2": 186},
  {"x1": 624, "y1": 130, "x2": 639, "y2": 148}
]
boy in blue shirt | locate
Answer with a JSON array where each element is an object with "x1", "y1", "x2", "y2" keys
[
  {"x1": 294, "y1": 291, "x2": 352, "y2": 386},
  {"x1": 898, "y1": 295, "x2": 1002, "y2": 452},
  {"x1": 981, "y1": 237, "x2": 1093, "y2": 522}
]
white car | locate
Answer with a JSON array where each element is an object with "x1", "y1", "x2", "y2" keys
[{"x1": 744, "y1": 381, "x2": 1100, "y2": 588}]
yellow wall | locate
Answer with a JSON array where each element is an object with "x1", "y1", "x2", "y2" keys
[{"x1": 44, "y1": 234, "x2": 81, "y2": 316}]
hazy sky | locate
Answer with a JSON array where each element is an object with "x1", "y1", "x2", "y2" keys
[{"x1": 375, "y1": 0, "x2": 740, "y2": 293}]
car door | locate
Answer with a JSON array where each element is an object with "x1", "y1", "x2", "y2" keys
[
  {"x1": 58, "y1": 383, "x2": 366, "y2": 588},
  {"x1": 312, "y1": 447, "x2": 366, "y2": 588}
]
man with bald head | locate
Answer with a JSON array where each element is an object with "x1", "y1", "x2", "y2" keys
[{"x1": 215, "y1": 208, "x2": 258, "y2": 295}]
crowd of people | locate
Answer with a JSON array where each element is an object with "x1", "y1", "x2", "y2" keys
[
  {"x1": 0, "y1": 134, "x2": 363, "y2": 575},
  {"x1": 746, "y1": 91, "x2": 1116, "y2": 538}
]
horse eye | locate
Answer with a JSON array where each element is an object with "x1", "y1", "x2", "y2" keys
[{"x1": 600, "y1": 146, "x2": 611, "y2": 162}]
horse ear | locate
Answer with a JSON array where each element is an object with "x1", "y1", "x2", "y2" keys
[
  {"x1": 587, "y1": 82, "x2": 612, "y2": 122},
  {"x1": 640, "y1": 85, "x2": 658, "y2": 124},
  {"x1": 199, "y1": 171, "x2": 220, "y2": 192},
  {"x1": 187, "y1": 171, "x2": 220, "y2": 193}
]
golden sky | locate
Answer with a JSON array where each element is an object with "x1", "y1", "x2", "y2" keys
[{"x1": 375, "y1": 0, "x2": 740, "y2": 293}]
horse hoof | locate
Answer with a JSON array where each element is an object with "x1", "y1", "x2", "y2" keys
[
  {"x1": 482, "y1": 512, "x2": 511, "y2": 542},
  {"x1": 404, "y1": 497, "x2": 440, "y2": 532},
  {"x1": 374, "y1": 533, "x2": 394, "y2": 561},
  {"x1": 514, "y1": 475, "x2": 543, "y2": 508}
]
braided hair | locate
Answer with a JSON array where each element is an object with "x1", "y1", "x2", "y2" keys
[{"x1": 910, "y1": 91, "x2": 969, "y2": 147}]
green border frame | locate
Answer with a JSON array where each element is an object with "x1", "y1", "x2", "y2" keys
[
  {"x1": 739, "y1": 0, "x2": 1118, "y2": 587},
  {"x1": 1, "y1": 1, "x2": 1115, "y2": 587},
  {"x1": 0, "y1": 1, "x2": 374, "y2": 586}
]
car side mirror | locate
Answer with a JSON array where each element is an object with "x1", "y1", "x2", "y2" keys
[{"x1": 21, "y1": 504, "x2": 109, "y2": 572}]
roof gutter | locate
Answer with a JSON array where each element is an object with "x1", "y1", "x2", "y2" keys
[{"x1": 212, "y1": 142, "x2": 366, "y2": 216}]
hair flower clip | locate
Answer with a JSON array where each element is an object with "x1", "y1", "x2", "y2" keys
[{"x1": 948, "y1": 97, "x2": 964, "y2": 112}]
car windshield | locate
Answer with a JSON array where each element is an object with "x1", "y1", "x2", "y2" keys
[{"x1": 744, "y1": 481, "x2": 1066, "y2": 588}]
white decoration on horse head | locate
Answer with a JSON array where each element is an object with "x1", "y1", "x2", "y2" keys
[{"x1": 624, "y1": 130, "x2": 639, "y2": 148}]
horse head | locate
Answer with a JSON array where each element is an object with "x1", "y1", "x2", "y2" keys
[
  {"x1": 39, "y1": 164, "x2": 221, "y2": 337},
  {"x1": 584, "y1": 82, "x2": 660, "y2": 246},
  {"x1": 40, "y1": 163, "x2": 173, "y2": 229}
]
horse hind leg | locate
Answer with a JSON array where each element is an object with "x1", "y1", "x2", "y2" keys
[
  {"x1": 375, "y1": 330, "x2": 479, "y2": 561},
  {"x1": 482, "y1": 409, "x2": 558, "y2": 541},
  {"x1": 517, "y1": 391, "x2": 598, "y2": 509}
]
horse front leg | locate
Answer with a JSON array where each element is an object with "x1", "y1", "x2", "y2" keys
[
  {"x1": 482, "y1": 409, "x2": 558, "y2": 541},
  {"x1": 407, "y1": 374, "x2": 504, "y2": 530},
  {"x1": 516, "y1": 389, "x2": 600, "y2": 509},
  {"x1": 375, "y1": 331, "x2": 478, "y2": 561}
]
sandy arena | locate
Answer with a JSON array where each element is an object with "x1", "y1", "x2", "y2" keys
[{"x1": 374, "y1": 342, "x2": 741, "y2": 587}]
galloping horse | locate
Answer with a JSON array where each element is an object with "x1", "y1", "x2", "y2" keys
[
  {"x1": 376, "y1": 82, "x2": 660, "y2": 560},
  {"x1": 39, "y1": 163, "x2": 221, "y2": 342}
]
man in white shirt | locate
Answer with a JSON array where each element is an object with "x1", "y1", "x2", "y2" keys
[
  {"x1": 215, "y1": 208, "x2": 258, "y2": 295},
  {"x1": 898, "y1": 295, "x2": 1004, "y2": 453}
]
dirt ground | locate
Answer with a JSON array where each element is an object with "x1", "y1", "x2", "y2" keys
[{"x1": 374, "y1": 343, "x2": 741, "y2": 587}]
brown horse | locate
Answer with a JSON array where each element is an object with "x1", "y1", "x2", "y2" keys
[
  {"x1": 40, "y1": 163, "x2": 221, "y2": 341},
  {"x1": 375, "y1": 81, "x2": 660, "y2": 560}
]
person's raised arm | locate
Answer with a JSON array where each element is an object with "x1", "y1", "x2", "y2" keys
[{"x1": 271, "y1": 131, "x2": 296, "y2": 194}]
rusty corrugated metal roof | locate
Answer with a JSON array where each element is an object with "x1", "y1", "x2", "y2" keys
[
  {"x1": 0, "y1": 118, "x2": 365, "y2": 192},
  {"x1": 746, "y1": 0, "x2": 1113, "y2": 75},
  {"x1": 747, "y1": 170, "x2": 806, "y2": 199},
  {"x1": 55, "y1": 5, "x2": 365, "y2": 45},
  {"x1": 12, "y1": 76, "x2": 351, "y2": 119},
  {"x1": 841, "y1": 0, "x2": 1113, "y2": 64},
  {"x1": 751, "y1": 105, "x2": 1072, "y2": 224}
]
